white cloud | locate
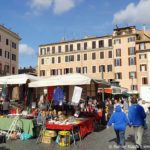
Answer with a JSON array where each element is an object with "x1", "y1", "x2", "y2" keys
[
  {"x1": 53, "y1": 0, "x2": 75, "y2": 14},
  {"x1": 19, "y1": 44, "x2": 35, "y2": 55},
  {"x1": 113, "y1": 0, "x2": 150, "y2": 24},
  {"x1": 30, "y1": 0, "x2": 53, "y2": 10},
  {"x1": 29, "y1": 0, "x2": 82, "y2": 15}
]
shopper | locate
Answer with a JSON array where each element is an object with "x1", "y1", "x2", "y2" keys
[
  {"x1": 128, "y1": 98, "x2": 146, "y2": 150},
  {"x1": 107, "y1": 105, "x2": 130, "y2": 150},
  {"x1": 2, "y1": 98, "x2": 10, "y2": 115}
]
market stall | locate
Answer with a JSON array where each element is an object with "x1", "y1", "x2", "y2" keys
[{"x1": 28, "y1": 73, "x2": 109, "y2": 145}]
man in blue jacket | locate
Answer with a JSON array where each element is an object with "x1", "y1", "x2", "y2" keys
[
  {"x1": 128, "y1": 98, "x2": 146, "y2": 150},
  {"x1": 107, "y1": 105, "x2": 130, "y2": 149}
]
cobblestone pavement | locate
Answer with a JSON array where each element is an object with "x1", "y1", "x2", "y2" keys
[{"x1": 0, "y1": 115, "x2": 150, "y2": 150}]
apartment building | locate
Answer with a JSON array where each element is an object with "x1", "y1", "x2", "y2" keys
[
  {"x1": 38, "y1": 26, "x2": 150, "y2": 93},
  {"x1": 0, "y1": 25, "x2": 21, "y2": 76}
]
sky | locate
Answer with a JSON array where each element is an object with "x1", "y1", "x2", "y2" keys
[{"x1": 0, "y1": 0, "x2": 150, "y2": 68}]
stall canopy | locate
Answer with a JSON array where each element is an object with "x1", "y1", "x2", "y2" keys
[
  {"x1": 29, "y1": 73, "x2": 110, "y2": 88},
  {"x1": 0, "y1": 74, "x2": 40, "y2": 85}
]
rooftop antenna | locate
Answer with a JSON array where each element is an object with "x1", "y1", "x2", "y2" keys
[{"x1": 116, "y1": 24, "x2": 119, "y2": 29}]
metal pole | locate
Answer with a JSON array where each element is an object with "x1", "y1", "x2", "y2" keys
[{"x1": 100, "y1": 65, "x2": 104, "y2": 102}]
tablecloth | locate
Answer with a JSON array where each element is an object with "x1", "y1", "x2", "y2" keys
[
  {"x1": 46, "y1": 117, "x2": 94, "y2": 137},
  {"x1": 0, "y1": 117, "x2": 34, "y2": 136}
]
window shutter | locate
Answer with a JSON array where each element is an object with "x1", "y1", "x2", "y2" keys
[
  {"x1": 128, "y1": 48, "x2": 130, "y2": 55},
  {"x1": 120, "y1": 59, "x2": 122, "y2": 66},
  {"x1": 134, "y1": 47, "x2": 136, "y2": 54},
  {"x1": 145, "y1": 65, "x2": 147, "y2": 71},
  {"x1": 139, "y1": 54, "x2": 141, "y2": 59},
  {"x1": 134, "y1": 57, "x2": 136, "y2": 65}
]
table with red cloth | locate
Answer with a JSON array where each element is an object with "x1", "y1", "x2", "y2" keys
[{"x1": 46, "y1": 117, "x2": 95, "y2": 138}]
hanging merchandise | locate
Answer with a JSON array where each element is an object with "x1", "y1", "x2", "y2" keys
[
  {"x1": 53, "y1": 87, "x2": 64, "y2": 105},
  {"x1": 1, "y1": 84, "x2": 8, "y2": 98}
]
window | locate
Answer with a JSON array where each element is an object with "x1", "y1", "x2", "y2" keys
[
  {"x1": 128, "y1": 37, "x2": 135, "y2": 42},
  {"x1": 58, "y1": 57, "x2": 61, "y2": 63},
  {"x1": 92, "y1": 66, "x2": 96, "y2": 73},
  {"x1": 115, "y1": 73, "x2": 122, "y2": 79},
  {"x1": 129, "y1": 72, "x2": 136, "y2": 79},
  {"x1": 140, "y1": 64, "x2": 147, "y2": 71},
  {"x1": 142, "y1": 77, "x2": 148, "y2": 85},
  {"x1": 5, "y1": 51, "x2": 10, "y2": 59},
  {"x1": 52, "y1": 57, "x2": 55, "y2": 64},
  {"x1": 65, "y1": 45, "x2": 69, "y2": 52},
  {"x1": 139, "y1": 43, "x2": 145, "y2": 50},
  {"x1": 107, "y1": 65, "x2": 112, "y2": 72},
  {"x1": 52, "y1": 47, "x2": 55, "y2": 54},
  {"x1": 114, "y1": 39, "x2": 121, "y2": 44},
  {"x1": 131, "y1": 85, "x2": 138, "y2": 91},
  {"x1": 108, "y1": 51, "x2": 112, "y2": 58},
  {"x1": 47, "y1": 47, "x2": 50, "y2": 54},
  {"x1": 128, "y1": 47, "x2": 135, "y2": 55},
  {"x1": 0, "y1": 35, "x2": 1, "y2": 42},
  {"x1": 84, "y1": 42, "x2": 87, "y2": 50},
  {"x1": 116, "y1": 49, "x2": 121, "y2": 57},
  {"x1": 69, "y1": 55, "x2": 74, "y2": 61},
  {"x1": 12, "y1": 67, "x2": 15, "y2": 74},
  {"x1": 92, "y1": 53, "x2": 96, "y2": 60},
  {"x1": 100, "y1": 52, "x2": 104, "y2": 59},
  {"x1": 99, "y1": 40, "x2": 104, "y2": 48},
  {"x1": 108, "y1": 39, "x2": 112, "y2": 47},
  {"x1": 12, "y1": 54, "x2": 16, "y2": 61},
  {"x1": 0, "y1": 49, "x2": 2, "y2": 56},
  {"x1": 99, "y1": 65, "x2": 105, "y2": 72},
  {"x1": 65, "y1": 56, "x2": 69, "y2": 62},
  {"x1": 114, "y1": 59, "x2": 122, "y2": 66},
  {"x1": 58, "y1": 69, "x2": 62, "y2": 75},
  {"x1": 40, "y1": 70, "x2": 45, "y2": 76},
  {"x1": 70, "y1": 44, "x2": 73, "y2": 51},
  {"x1": 82, "y1": 67, "x2": 87, "y2": 74},
  {"x1": 12, "y1": 42, "x2": 16, "y2": 49},
  {"x1": 40, "y1": 48, "x2": 43, "y2": 55},
  {"x1": 128, "y1": 57, "x2": 136, "y2": 65},
  {"x1": 76, "y1": 67, "x2": 81, "y2": 73},
  {"x1": 84, "y1": 54, "x2": 87, "y2": 60},
  {"x1": 77, "y1": 43, "x2": 81, "y2": 50},
  {"x1": 0, "y1": 63, "x2": 2, "y2": 72},
  {"x1": 41, "y1": 58, "x2": 44, "y2": 64},
  {"x1": 4, "y1": 65, "x2": 9, "y2": 73},
  {"x1": 139, "y1": 54, "x2": 147, "y2": 59},
  {"x1": 58, "y1": 46, "x2": 61, "y2": 53},
  {"x1": 6, "y1": 39, "x2": 9, "y2": 45},
  {"x1": 77, "y1": 54, "x2": 80, "y2": 61},
  {"x1": 51, "y1": 69, "x2": 57, "y2": 76},
  {"x1": 64, "y1": 68, "x2": 70, "y2": 74},
  {"x1": 92, "y1": 41, "x2": 96, "y2": 49}
]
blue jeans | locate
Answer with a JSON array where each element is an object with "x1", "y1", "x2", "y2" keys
[{"x1": 115, "y1": 130, "x2": 125, "y2": 147}]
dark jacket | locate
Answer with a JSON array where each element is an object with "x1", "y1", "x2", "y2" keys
[
  {"x1": 107, "y1": 105, "x2": 130, "y2": 131},
  {"x1": 128, "y1": 104, "x2": 146, "y2": 126}
]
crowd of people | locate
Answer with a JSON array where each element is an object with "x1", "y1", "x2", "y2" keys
[{"x1": 106, "y1": 97, "x2": 149, "y2": 150}]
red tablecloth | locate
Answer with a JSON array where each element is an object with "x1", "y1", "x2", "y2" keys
[{"x1": 46, "y1": 117, "x2": 94, "y2": 137}]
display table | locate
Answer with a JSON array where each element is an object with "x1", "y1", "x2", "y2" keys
[
  {"x1": 46, "y1": 117, "x2": 95, "y2": 138},
  {"x1": 0, "y1": 117, "x2": 34, "y2": 136}
]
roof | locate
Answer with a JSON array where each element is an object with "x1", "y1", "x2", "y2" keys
[
  {"x1": 113, "y1": 26, "x2": 136, "y2": 31},
  {"x1": 0, "y1": 74, "x2": 40, "y2": 85},
  {"x1": 0, "y1": 24, "x2": 21, "y2": 40},
  {"x1": 39, "y1": 35, "x2": 112, "y2": 47}
]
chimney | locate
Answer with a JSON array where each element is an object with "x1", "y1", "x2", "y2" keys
[{"x1": 143, "y1": 24, "x2": 146, "y2": 34}]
